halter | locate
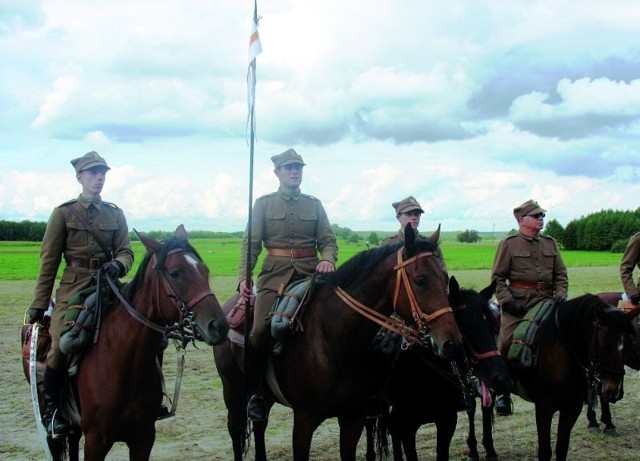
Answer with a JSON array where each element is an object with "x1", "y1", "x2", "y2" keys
[
  {"x1": 107, "y1": 248, "x2": 215, "y2": 337},
  {"x1": 335, "y1": 247, "x2": 453, "y2": 346},
  {"x1": 452, "y1": 303, "x2": 502, "y2": 364}
]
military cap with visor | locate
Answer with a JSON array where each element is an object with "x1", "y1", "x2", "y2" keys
[
  {"x1": 71, "y1": 151, "x2": 110, "y2": 173},
  {"x1": 513, "y1": 199, "x2": 546, "y2": 219},
  {"x1": 392, "y1": 196, "x2": 425, "y2": 215},
  {"x1": 271, "y1": 148, "x2": 306, "y2": 168}
]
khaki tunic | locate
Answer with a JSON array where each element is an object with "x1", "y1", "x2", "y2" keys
[
  {"x1": 238, "y1": 187, "x2": 338, "y2": 349},
  {"x1": 491, "y1": 232, "x2": 568, "y2": 356},
  {"x1": 620, "y1": 232, "x2": 640, "y2": 298},
  {"x1": 31, "y1": 194, "x2": 134, "y2": 369}
]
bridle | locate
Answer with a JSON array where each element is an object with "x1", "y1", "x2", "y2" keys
[
  {"x1": 334, "y1": 247, "x2": 453, "y2": 346},
  {"x1": 106, "y1": 248, "x2": 215, "y2": 339},
  {"x1": 452, "y1": 302, "x2": 502, "y2": 364}
]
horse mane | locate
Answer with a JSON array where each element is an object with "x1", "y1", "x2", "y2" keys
[
  {"x1": 553, "y1": 294, "x2": 636, "y2": 340},
  {"x1": 322, "y1": 238, "x2": 440, "y2": 291},
  {"x1": 123, "y1": 236, "x2": 203, "y2": 298}
]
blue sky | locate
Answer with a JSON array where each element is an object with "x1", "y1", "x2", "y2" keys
[{"x1": 1, "y1": 0, "x2": 639, "y2": 233}]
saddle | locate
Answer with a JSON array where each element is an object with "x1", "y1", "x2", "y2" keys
[
  {"x1": 225, "y1": 277, "x2": 316, "y2": 354},
  {"x1": 508, "y1": 299, "x2": 555, "y2": 369}
]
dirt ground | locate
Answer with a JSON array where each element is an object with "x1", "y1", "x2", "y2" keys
[{"x1": 2, "y1": 279, "x2": 640, "y2": 460}]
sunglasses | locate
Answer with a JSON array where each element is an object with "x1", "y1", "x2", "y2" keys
[{"x1": 529, "y1": 213, "x2": 546, "y2": 219}]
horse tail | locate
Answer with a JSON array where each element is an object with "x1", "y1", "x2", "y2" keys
[{"x1": 374, "y1": 416, "x2": 390, "y2": 461}]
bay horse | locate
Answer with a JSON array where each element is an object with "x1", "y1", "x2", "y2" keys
[
  {"x1": 505, "y1": 294, "x2": 637, "y2": 461},
  {"x1": 364, "y1": 276, "x2": 513, "y2": 461},
  {"x1": 22, "y1": 225, "x2": 229, "y2": 461},
  {"x1": 584, "y1": 292, "x2": 640, "y2": 435},
  {"x1": 213, "y1": 225, "x2": 463, "y2": 461}
]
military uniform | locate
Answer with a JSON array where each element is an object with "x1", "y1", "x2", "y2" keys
[
  {"x1": 238, "y1": 186, "x2": 338, "y2": 350},
  {"x1": 620, "y1": 232, "x2": 640, "y2": 301},
  {"x1": 379, "y1": 195, "x2": 445, "y2": 261},
  {"x1": 31, "y1": 193, "x2": 134, "y2": 368},
  {"x1": 491, "y1": 201, "x2": 568, "y2": 358},
  {"x1": 27, "y1": 151, "x2": 134, "y2": 438},
  {"x1": 239, "y1": 148, "x2": 338, "y2": 421}
]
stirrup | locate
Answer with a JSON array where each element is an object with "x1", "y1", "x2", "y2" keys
[
  {"x1": 247, "y1": 394, "x2": 268, "y2": 422},
  {"x1": 157, "y1": 404, "x2": 174, "y2": 421},
  {"x1": 46, "y1": 410, "x2": 73, "y2": 439}
]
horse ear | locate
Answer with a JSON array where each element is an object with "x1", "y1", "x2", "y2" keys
[
  {"x1": 427, "y1": 224, "x2": 442, "y2": 245},
  {"x1": 134, "y1": 228, "x2": 162, "y2": 253},
  {"x1": 175, "y1": 224, "x2": 188, "y2": 241},
  {"x1": 404, "y1": 223, "x2": 416, "y2": 247},
  {"x1": 449, "y1": 275, "x2": 460, "y2": 295},
  {"x1": 480, "y1": 279, "x2": 497, "y2": 301}
]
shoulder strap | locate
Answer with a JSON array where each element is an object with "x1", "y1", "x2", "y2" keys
[{"x1": 66, "y1": 204, "x2": 113, "y2": 260}]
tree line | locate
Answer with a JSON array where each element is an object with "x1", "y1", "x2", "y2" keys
[{"x1": 2, "y1": 208, "x2": 639, "y2": 251}]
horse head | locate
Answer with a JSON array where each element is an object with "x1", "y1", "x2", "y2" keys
[
  {"x1": 397, "y1": 223, "x2": 463, "y2": 360},
  {"x1": 133, "y1": 225, "x2": 229, "y2": 346},
  {"x1": 449, "y1": 276, "x2": 513, "y2": 395},
  {"x1": 589, "y1": 302, "x2": 637, "y2": 403}
]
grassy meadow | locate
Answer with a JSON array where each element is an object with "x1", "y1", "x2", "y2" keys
[{"x1": 2, "y1": 236, "x2": 639, "y2": 460}]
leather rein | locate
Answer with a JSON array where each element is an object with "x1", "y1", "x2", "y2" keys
[
  {"x1": 106, "y1": 248, "x2": 215, "y2": 336},
  {"x1": 334, "y1": 248, "x2": 453, "y2": 347}
]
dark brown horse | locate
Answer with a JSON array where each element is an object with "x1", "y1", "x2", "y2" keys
[
  {"x1": 585, "y1": 292, "x2": 640, "y2": 435},
  {"x1": 505, "y1": 294, "x2": 637, "y2": 461},
  {"x1": 364, "y1": 276, "x2": 513, "y2": 461},
  {"x1": 213, "y1": 226, "x2": 462, "y2": 461},
  {"x1": 23, "y1": 225, "x2": 229, "y2": 461}
]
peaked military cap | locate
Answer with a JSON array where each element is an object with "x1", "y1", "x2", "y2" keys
[
  {"x1": 513, "y1": 199, "x2": 546, "y2": 219},
  {"x1": 71, "y1": 151, "x2": 110, "y2": 173},
  {"x1": 392, "y1": 196, "x2": 424, "y2": 215},
  {"x1": 271, "y1": 148, "x2": 306, "y2": 168}
]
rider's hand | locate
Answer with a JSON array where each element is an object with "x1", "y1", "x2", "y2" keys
[
  {"x1": 238, "y1": 280, "x2": 254, "y2": 303},
  {"x1": 316, "y1": 260, "x2": 335, "y2": 274},
  {"x1": 501, "y1": 299, "x2": 525, "y2": 316},
  {"x1": 554, "y1": 295, "x2": 567, "y2": 304},
  {"x1": 630, "y1": 293, "x2": 640, "y2": 306},
  {"x1": 27, "y1": 308, "x2": 45, "y2": 324},
  {"x1": 102, "y1": 260, "x2": 124, "y2": 278}
]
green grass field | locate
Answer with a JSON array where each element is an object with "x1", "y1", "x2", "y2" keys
[{"x1": 0, "y1": 238, "x2": 627, "y2": 299}]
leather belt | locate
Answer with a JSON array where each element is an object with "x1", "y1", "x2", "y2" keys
[
  {"x1": 509, "y1": 280, "x2": 551, "y2": 291},
  {"x1": 266, "y1": 248, "x2": 317, "y2": 258},
  {"x1": 66, "y1": 258, "x2": 104, "y2": 270}
]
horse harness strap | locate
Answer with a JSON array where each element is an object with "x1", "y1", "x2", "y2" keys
[
  {"x1": 453, "y1": 303, "x2": 502, "y2": 363},
  {"x1": 393, "y1": 248, "x2": 453, "y2": 330},
  {"x1": 334, "y1": 286, "x2": 421, "y2": 346}
]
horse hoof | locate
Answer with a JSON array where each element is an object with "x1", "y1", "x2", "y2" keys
[
  {"x1": 588, "y1": 426, "x2": 600, "y2": 434},
  {"x1": 603, "y1": 427, "x2": 620, "y2": 437}
]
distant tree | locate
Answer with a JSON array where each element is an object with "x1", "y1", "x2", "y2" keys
[
  {"x1": 542, "y1": 219, "x2": 565, "y2": 244},
  {"x1": 456, "y1": 229, "x2": 481, "y2": 243},
  {"x1": 367, "y1": 232, "x2": 379, "y2": 246},
  {"x1": 507, "y1": 228, "x2": 518, "y2": 237}
]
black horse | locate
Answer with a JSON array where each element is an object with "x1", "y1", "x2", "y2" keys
[
  {"x1": 365, "y1": 276, "x2": 513, "y2": 461},
  {"x1": 476, "y1": 294, "x2": 636, "y2": 461},
  {"x1": 583, "y1": 292, "x2": 640, "y2": 435}
]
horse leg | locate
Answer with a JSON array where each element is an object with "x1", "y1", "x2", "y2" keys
[
  {"x1": 465, "y1": 404, "x2": 480, "y2": 461},
  {"x1": 337, "y1": 415, "x2": 365, "y2": 461},
  {"x1": 481, "y1": 404, "x2": 498, "y2": 460},
  {"x1": 599, "y1": 396, "x2": 618, "y2": 436},
  {"x1": 125, "y1": 424, "x2": 156, "y2": 461},
  {"x1": 435, "y1": 411, "x2": 457, "y2": 461},
  {"x1": 390, "y1": 430, "x2": 405, "y2": 461},
  {"x1": 534, "y1": 403, "x2": 554, "y2": 461},
  {"x1": 252, "y1": 419, "x2": 269, "y2": 461},
  {"x1": 364, "y1": 418, "x2": 376, "y2": 461},
  {"x1": 292, "y1": 411, "x2": 322, "y2": 461},
  {"x1": 555, "y1": 401, "x2": 582, "y2": 461},
  {"x1": 400, "y1": 427, "x2": 419, "y2": 461},
  {"x1": 586, "y1": 390, "x2": 600, "y2": 433},
  {"x1": 69, "y1": 431, "x2": 81, "y2": 461},
  {"x1": 83, "y1": 433, "x2": 114, "y2": 461}
]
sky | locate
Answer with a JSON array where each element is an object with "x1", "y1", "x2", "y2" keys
[{"x1": 1, "y1": 0, "x2": 640, "y2": 234}]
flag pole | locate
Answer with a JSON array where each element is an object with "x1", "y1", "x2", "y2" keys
[{"x1": 242, "y1": 0, "x2": 261, "y2": 441}]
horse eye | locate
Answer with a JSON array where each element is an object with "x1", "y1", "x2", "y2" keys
[
  {"x1": 413, "y1": 277, "x2": 428, "y2": 288},
  {"x1": 168, "y1": 269, "x2": 180, "y2": 279}
]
